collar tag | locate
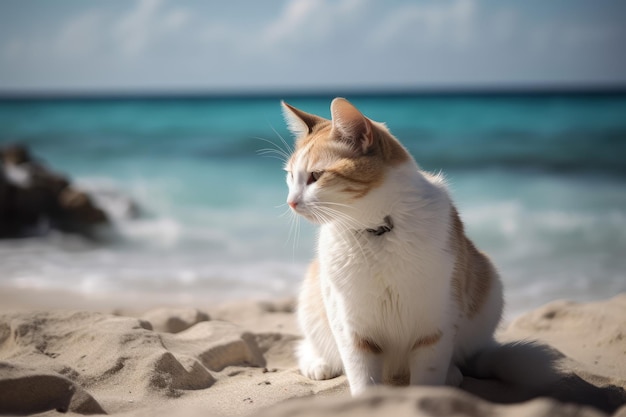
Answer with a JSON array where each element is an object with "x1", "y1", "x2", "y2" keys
[{"x1": 366, "y1": 215, "x2": 394, "y2": 236}]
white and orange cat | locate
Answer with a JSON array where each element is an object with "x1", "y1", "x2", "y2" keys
[{"x1": 282, "y1": 98, "x2": 504, "y2": 396}]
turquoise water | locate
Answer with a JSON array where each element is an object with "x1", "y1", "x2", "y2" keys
[{"x1": 1, "y1": 94, "x2": 625, "y2": 316}]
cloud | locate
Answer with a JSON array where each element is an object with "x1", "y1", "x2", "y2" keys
[
  {"x1": 1, "y1": 0, "x2": 625, "y2": 90},
  {"x1": 1, "y1": 0, "x2": 191, "y2": 61},
  {"x1": 527, "y1": 19, "x2": 622, "y2": 54},
  {"x1": 263, "y1": 0, "x2": 319, "y2": 45},
  {"x1": 163, "y1": 8, "x2": 190, "y2": 30},
  {"x1": 260, "y1": 0, "x2": 366, "y2": 49},
  {"x1": 112, "y1": 0, "x2": 193, "y2": 56},
  {"x1": 55, "y1": 10, "x2": 105, "y2": 56},
  {"x1": 113, "y1": 0, "x2": 159, "y2": 55},
  {"x1": 370, "y1": 0, "x2": 477, "y2": 49}
]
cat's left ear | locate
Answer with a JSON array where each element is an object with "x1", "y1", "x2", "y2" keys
[
  {"x1": 281, "y1": 101, "x2": 326, "y2": 138},
  {"x1": 330, "y1": 98, "x2": 373, "y2": 153}
]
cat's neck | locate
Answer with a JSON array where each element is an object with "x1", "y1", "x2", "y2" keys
[{"x1": 327, "y1": 162, "x2": 450, "y2": 235}]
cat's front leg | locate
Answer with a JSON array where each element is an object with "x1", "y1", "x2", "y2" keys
[
  {"x1": 297, "y1": 338, "x2": 342, "y2": 380},
  {"x1": 339, "y1": 335, "x2": 384, "y2": 396},
  {"x1": 409, "y1": 330, "x2": 454, "y2": 386}
]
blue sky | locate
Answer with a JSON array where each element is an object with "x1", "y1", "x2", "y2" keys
[{"x1": 1, "y1": 0, "x2": 625, "y2": 93}]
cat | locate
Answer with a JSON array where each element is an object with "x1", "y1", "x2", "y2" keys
[{"x1": 282, "y1": 97, "x2": 504, "y2": 396}]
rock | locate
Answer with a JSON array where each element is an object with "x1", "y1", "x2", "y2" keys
[
  {"x1": 55, "y1": 188, "x2": 109, "y2": 231},
  {"x1": 0, "y1": 143, "x2": 109, "y2": 238},
  {"x1": 1, "y1": 143, "x2": 32, "y2": 165}
]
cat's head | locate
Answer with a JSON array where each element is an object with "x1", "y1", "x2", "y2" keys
[{"x1": 282, "y1": 98, "x2": 410, "y2": 224}]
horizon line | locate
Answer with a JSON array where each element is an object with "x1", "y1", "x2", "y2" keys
[{"x1": 1, "y1": 83, "x2": 626, "y2": 101}]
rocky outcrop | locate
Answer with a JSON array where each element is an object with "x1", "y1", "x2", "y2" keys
[{"x1": 0, "y1": 143, "x2": 109, "y2": 238}]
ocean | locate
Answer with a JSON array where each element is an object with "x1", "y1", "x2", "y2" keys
[{"x1": 1, "y1": 93, "x2": 625, "y2": 318}]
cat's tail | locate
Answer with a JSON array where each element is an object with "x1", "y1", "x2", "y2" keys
[
  {"x1": 462, "y1": 340, "x2": 626, "y2": 413},
  {"x1": 462, "y1": 340, "x2": 564, "y2": 393}
]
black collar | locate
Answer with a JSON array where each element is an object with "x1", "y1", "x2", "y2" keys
[{"x1": 366, "y1": 215, "x2": 394, "y2": 236}]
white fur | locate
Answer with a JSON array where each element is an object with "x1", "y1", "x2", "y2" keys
[{"x1": 292, "y1": 159, "x2": 503, "y2": 396}]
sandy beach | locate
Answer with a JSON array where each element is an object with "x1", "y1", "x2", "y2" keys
[
  {"x1": 0, "y1": 289, "x2": 625, "y2": 417},
  {"x1": 2, "y1": 1, "x2": 626, "y2": 415}
]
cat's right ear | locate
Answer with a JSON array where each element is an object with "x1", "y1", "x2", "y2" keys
[
  {"x1": 330, "y1": 98, "x2": 374, "y2": 154},
  {"x1": 281, "y1": 101, "x2": 325, "y2": 138}
]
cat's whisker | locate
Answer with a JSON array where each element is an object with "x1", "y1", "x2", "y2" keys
[
  {"x1": 308, "y1": 205, "x2": 370, "y2": 262},
  {"x1": 312, "y1": 201, "x2": 361, "y2": 217},
  {"x1": 277, "y1": 207, "x2": 292, "y2": 218},
  {"x1": 255, "y1": 135, "x2": 289, "y2": 152},
  {"x1": 311, "y1": 204, "x2": 368, "y2": 230},
  {"x1": 294, "y1": 213, "x2": 303, "y2": 261},
  {"x1": 283, "y1": 209, "x2": 299, "y2": 256},
  {"x1": 318, "y1": 210, "x2": 362, "y2": 228},
  {"x1": 294, "y1": 217, "x2": 303, "y2": 262},
  {"x1": 257, "y1": 147, "x2": 288, "y2": 158},
  {"x1": 256, "y1": 148, "x2": 290, "y2": 163},
  {"x1": 308, "y1": 201, "x2": 357, "y2": 219},
  {"x1": 315, "y1": 201, "x2": 356, "y2": 210},
  {"x1": 334, "y1": 219, "x2": 370, "y2": 262},
  {"x1": 261, "y1": 132, "x2": 293, "y2": 154},
  {"x1": 308, "y1": 206, "x2": 365, "y2": 238},
  {"x1": 268, "y1": 125, "x2": 294, "y2": 155},
  {"x1": 255, "y1": 136, "x2": 292, "y2": 163},
  {"x1": 307, "y1": 207, "x2": 325, "y2": 225}
]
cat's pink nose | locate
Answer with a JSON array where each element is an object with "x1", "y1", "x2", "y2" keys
[{"x1": 288, "y1": 201, "x2": 298, "y2": 210}]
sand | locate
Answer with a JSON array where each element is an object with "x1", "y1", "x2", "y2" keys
[{"x1": 0, "y1": 290, "x2": 625, "y2": 417}]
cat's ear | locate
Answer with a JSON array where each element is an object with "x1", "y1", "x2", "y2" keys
[
  {"x1": 281, "y1": 101, "x2": 325, "y2": 138},
  {"x1": 330, "y1": 98, "x2": 373, "y2": 153}
]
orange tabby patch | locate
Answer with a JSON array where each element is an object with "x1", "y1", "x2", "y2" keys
[
  {"x1": 411, "y1": 330, "x2": 443, "y2": 351},
  {"x1": 449, "y1": 207, "x2": 494, "y2": 318},
  {"x1": 354, "y1": 335, "x2": 384, "y2": 354},
  {"x1": 289, "y1": 120, "x2": 410, "y2": 201}
]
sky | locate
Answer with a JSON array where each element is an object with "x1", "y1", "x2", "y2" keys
[{"x1": 1, "y1": 0, "x2": 625, "y2": 94}]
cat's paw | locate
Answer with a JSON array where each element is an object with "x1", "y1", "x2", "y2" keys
[{"x1": 301, "y1": 358, "x2": 341, "y2": 380}]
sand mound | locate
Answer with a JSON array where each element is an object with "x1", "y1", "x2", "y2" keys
[
  {"x1": 0, "y1": 311, "x2": 267, "y2": 413},
  {"x1": 255, "y1": 386, "x2": 610, "y2": 417},
  {"x1": 0, "y1": 362, "x2": 104, "y2": 415},
  {"x1": 140, "y1": 308, "x2": 210, "y2": 334},
  {"x1": 0, "y1": 296, "x2": 624, "y2": 416}
]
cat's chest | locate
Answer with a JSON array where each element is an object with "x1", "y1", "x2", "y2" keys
[
  {"x1": 319, "y1": 226, "x2": 440, "y2": 284},
  {"x1": 318, "y1": 227, "x2": 450, "y2": 337},
  {"x1": 318, "y1": 223, "x2": 453, "y2": 304},
  {"x1": 319, "y1": 229, "x2": 412, "y2": 296}
]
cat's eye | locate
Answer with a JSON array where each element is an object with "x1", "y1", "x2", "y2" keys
[{"x1": 307, "y1": 171, "x2": 323, "y2": 185}]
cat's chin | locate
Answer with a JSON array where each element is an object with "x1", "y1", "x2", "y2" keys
[
  {"x1": 299, "y1": 214, "x2": 323, "y2": 225},
  {"x1": 292, "y1": 210, "x2": 324, "y2": 225}
]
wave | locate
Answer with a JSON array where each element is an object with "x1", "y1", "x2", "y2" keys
[
  {"x1": 400, "y1": 127, "x2": 626, "y2": 177},
  {"x1": 0, "y1": 167, "x2": 624, "y2": 317},
  {"x1": 1, "y1": 95, "x2": 625, "y2": 315},
  {"x1": 3, "y1": 94, "x2": 626, "y2": 178}
]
